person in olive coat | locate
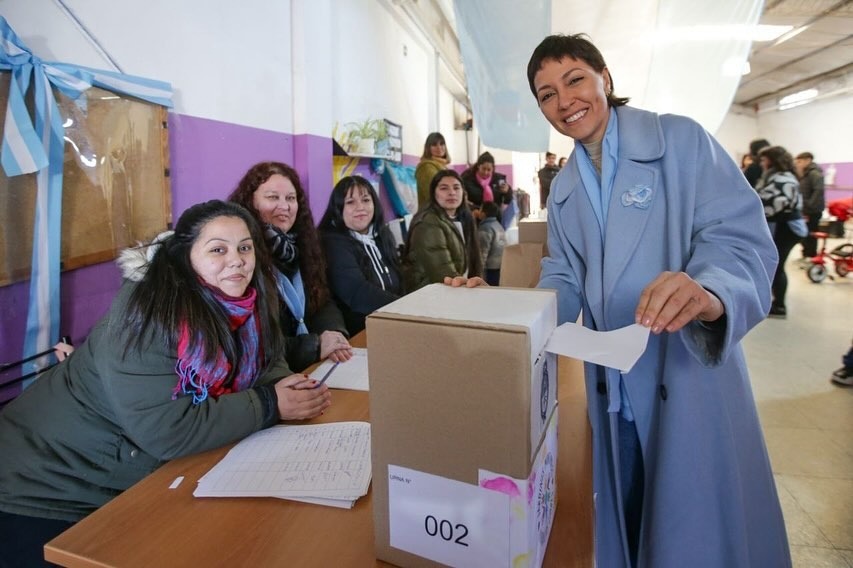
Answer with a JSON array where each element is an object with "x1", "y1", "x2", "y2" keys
[
  {"x1": 402, "y1": 169, "x2": 482, "y2": 292},
  {"x1": 0, "y1": 201, "x2": 330, "y2": 567}
]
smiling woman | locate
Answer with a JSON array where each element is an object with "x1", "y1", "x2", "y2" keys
[
  {"x1": 318, "y1": 176, "x2": 403, "y2": 335},
  {"x1": 402, "y1": 169, "x2": 482, "y2": 291},
  {"x1": 229, "y1": 162, "x2": 353, "y2": 372},
  {"x1": 0, "y1": 200, "x2": 331, "y2": 566}
]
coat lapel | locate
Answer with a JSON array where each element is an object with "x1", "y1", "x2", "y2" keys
[
  {"x1": 601, "y1": 107, "x2": 665, "y2": 315},
  {"x1": 552, "y1": 162, "x2": 605, "y2": 329}
]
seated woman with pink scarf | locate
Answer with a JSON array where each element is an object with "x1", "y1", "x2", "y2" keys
[{"x1": 460, "y1": 151, "x2": 513, "y2": 218}]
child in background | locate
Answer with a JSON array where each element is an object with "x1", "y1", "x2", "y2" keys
[{"x1": 477, "y1": 201, "x2": 506, "y2": 286}]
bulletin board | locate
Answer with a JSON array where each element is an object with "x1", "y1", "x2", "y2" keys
[{"x1": 0, "y1": 72, "x2": 171, "y2": 286}]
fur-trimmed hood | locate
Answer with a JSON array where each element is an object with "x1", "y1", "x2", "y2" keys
[{"x1": 116, "y1": 230, "x2": 173, "y2": 282}]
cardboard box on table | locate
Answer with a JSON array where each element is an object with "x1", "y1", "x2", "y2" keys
[
  {"x1": 501, "y1": 218, "x2": 548, "y2": 288},
  {"x1": 368, "y1": 284, "x2": 559, "y2": 568},
  {"x1": 518, "y1": 218, "x2": 548, "y2": 245}
]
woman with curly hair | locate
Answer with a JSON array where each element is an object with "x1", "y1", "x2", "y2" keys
[
  {"x1": 229, "y1": 162, "x2": 352, "y2": 371},
  {"x1": 757, "y1": 145, "x2": 805, "y2": 318}
]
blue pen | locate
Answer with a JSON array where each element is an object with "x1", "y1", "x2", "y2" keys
[{"x1": 314, "y1": 361, "x2": 339, "y2": 388}]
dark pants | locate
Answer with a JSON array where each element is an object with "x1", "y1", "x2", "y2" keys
[
  {"x1": 0, "y1": 511, "x2": 73, "y2": 567},
  {"x1": 484, "y1": 268, "x2": 501, "y2": 286},
  {"x1": 618, "y1": 414, "x2": 644, "y2": 568},
  {"x1": 772, "y1": 222, "x2": 802, "y2": 309},
  {"x1": 801, "y1": 213, "x2": 822, "y2": 258}
]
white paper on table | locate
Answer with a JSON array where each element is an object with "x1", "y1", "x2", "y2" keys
[
  {"x1": 194, "y1": 422, "x2": 371, "y2": 506},
  {"x1": 545, "y1": 322, "x2": 650, "y2": 372},
  {"x1": 309, "y1": 348, "x2": 369, "y2": 391},
  {"x1": 388, "y1": 465, "x2": 509, "y2": 568}
]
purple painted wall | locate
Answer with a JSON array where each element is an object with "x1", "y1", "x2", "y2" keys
[
  {"x1": 1, "y1": 113, "x2": 439, "y2": 386},
  {"x1": 0, "y1": 114, "x2": 337, "y2": 390},
  {"x1": 823, "y1": 161, "x2": 853, "y2": 205}
]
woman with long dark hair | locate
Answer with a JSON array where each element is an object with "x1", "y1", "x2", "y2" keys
[
  {"x1": 402, "y1": 169, "x2": 482, "y2": 291},
  {"x1": 319, "y1": 175, "x2": 403, "y2": 334},
  {"x1": 0, "y1": 200, "x2": 330, "y2": 566},
  {"x1": 229, "y1": 162, "x2": 352, "y2": 372}
]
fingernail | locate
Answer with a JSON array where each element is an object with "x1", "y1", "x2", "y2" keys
[{"x1": 643, "y1": 318, "x2": 651, "y2": 327}]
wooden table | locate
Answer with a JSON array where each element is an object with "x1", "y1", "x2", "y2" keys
[{"x1": 46, "y1": 334, "x2": 593, "y2": 567}]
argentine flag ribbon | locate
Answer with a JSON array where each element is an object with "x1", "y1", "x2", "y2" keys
[{"x1": 0, "y1": 16, "x2": 172, "y2": 380}]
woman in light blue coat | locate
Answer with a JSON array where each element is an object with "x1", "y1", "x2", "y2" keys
[{"x1": 527, "y1": 35, "x2": 790, "y2": 567}]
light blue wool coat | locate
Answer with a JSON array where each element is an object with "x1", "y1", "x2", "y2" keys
[{"x1": 539, "y1": 105, "x2": 791, "y2": 567}]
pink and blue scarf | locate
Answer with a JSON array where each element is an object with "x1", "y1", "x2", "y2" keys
[{"x1": 173, "y1": 286, "x2": 263, "y2": 404}]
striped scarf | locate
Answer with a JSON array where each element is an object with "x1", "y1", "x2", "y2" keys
[{"x1": 173, "y1": 287, "x2": 262, "y2": 404}]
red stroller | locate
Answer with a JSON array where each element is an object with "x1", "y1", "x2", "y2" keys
[{"x1": 806, "y1": 198, "x2": 853, "y2": 283}]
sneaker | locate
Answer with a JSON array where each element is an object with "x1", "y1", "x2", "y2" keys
[
  {"x1": 796, "y1": 258, "x2": 812, "y2": 269},
  {"x1": 831, "y1": 367, "x2": 853, "y2": 386},
  {"x1": 768, "y1": 305, "x2": 787, "y2": 318}
]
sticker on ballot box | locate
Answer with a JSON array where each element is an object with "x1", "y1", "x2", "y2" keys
[{"x1": 388, "y1": 465, "x2": 510, "y2": 567}]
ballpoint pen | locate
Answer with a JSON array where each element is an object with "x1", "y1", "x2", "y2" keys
[{"x1": 314, "y1": 361, "x2": 340, "y2": 388}]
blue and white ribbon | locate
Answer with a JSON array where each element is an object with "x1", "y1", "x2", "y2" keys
[{"x1": 0, "y1": 16, "x2": 172, "y2": 380}]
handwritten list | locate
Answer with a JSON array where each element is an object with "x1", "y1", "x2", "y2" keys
[{"x1": 194, "y1": 422, "x2": 371, "y2": 508}]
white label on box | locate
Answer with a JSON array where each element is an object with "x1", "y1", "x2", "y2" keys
[{"x1": 388, "y1": 465, "x2": 510, "y2": 568}]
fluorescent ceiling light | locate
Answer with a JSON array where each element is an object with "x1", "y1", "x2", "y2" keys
[
  {"x1": 779, "y1": 88, "x2": 818, "y2": 110},
  {"x1": 752, "y1": 24, "x2": 793, "y2": 42},
  {"x1": 722, "y1": 56, "x2": 750, "y2": 77},
  {"x1": 772, "y1": 25, "x2": 808, "y2": 46},
  {"x1": 651, "y1": 24, "x2": 793, "y2": 43}
]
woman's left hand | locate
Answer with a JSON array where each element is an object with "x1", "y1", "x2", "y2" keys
[
  {"x1": 320, "y1": 330, "x2": 353, "y2": 362},
  {"x1": 635, "y1": 271, "x2": 724, "y2": 334}
]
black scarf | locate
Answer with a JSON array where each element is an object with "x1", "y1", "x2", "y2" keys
[{"x1": 264, "y1": 223, "x2": 299, "y2": 276}]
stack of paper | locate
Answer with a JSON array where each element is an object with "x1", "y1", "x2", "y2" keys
[
  {"x1": 310, "y1": 348, "x2": 369, "y2": 391},
  {"x1": 194, "y1": 421, "x2": 371, "y2": 509}
]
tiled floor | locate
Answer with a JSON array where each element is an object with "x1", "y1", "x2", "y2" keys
[{"x1": 743, "y1": 244, "x2": 853, "y2": 567}]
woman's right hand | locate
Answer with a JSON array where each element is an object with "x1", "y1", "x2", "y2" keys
[
  {"x1": 54, "y1": 342, "x2": 75, "y2": 362},
  {"x1": 443, "y1": 276, "x2": 489, "y2": 288},
  {"x1": 274, "y1": 374, "x2": 331, "y2": 420},
  {"x1": 319, "y1": 331, "x2": 353, "y2": 362}
]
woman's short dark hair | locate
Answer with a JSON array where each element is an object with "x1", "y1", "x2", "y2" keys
[
  {"x1": 124, "y1": 200, "x2": 283, "y2": 375},
  {"x1": 228, "y1": 161, "x2": 329, "y2": 313},
  {"x1": 421, "y1": 132, "x2": 450, "y2": 162},
  {"x1": 527, "y1": 33, "x2": 629, "y2": 107},
  {"x1": 759, "y1": 146, "x2": 795, "y2": 174}
]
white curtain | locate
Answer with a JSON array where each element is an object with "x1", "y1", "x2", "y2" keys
[{"x1": 455, "y1": 0, "x2": 763, "y2": 152}]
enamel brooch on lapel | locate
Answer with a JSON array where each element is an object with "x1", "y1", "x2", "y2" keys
[{"x1": 621, "y1": 184, "x2": 653, "y2": 209}]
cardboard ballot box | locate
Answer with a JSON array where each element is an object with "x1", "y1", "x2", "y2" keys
[
  {"x1": 368, "y1": 285, "x2": 558, "y2": 568},
  {"x1": 518, "y1": 218, "x2": 548, "y2": 245}
]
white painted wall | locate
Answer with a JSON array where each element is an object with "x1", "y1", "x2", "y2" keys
[
  {"x1": 3, "y1": 0, "x2": 295, "y2": 133},
  {"x1": 331, "y1": 0, "x2": 433, "y2": 157},
  {"x1": 716, "y1": 92, "x2": 853, "y2": 165}
]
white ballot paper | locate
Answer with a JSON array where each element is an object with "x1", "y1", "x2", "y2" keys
[
  {"x1": 310, "y1": 348, "x2": 369, "y2": 391},
  {"x1": 545, "y1": 322, "x2": 650, "y2": 372}
]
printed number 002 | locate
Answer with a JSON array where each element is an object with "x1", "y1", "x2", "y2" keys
[{"x1": 424, "y1": 515, "x2": 469, "y2": 547}]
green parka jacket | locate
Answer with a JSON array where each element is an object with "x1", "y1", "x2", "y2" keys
[
  {"x1": 402, "y1": 207, "x2": 469, "y2": 292},
  {"x1": 0, "y1": 280, "x2": 291, "y2": 522}
]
